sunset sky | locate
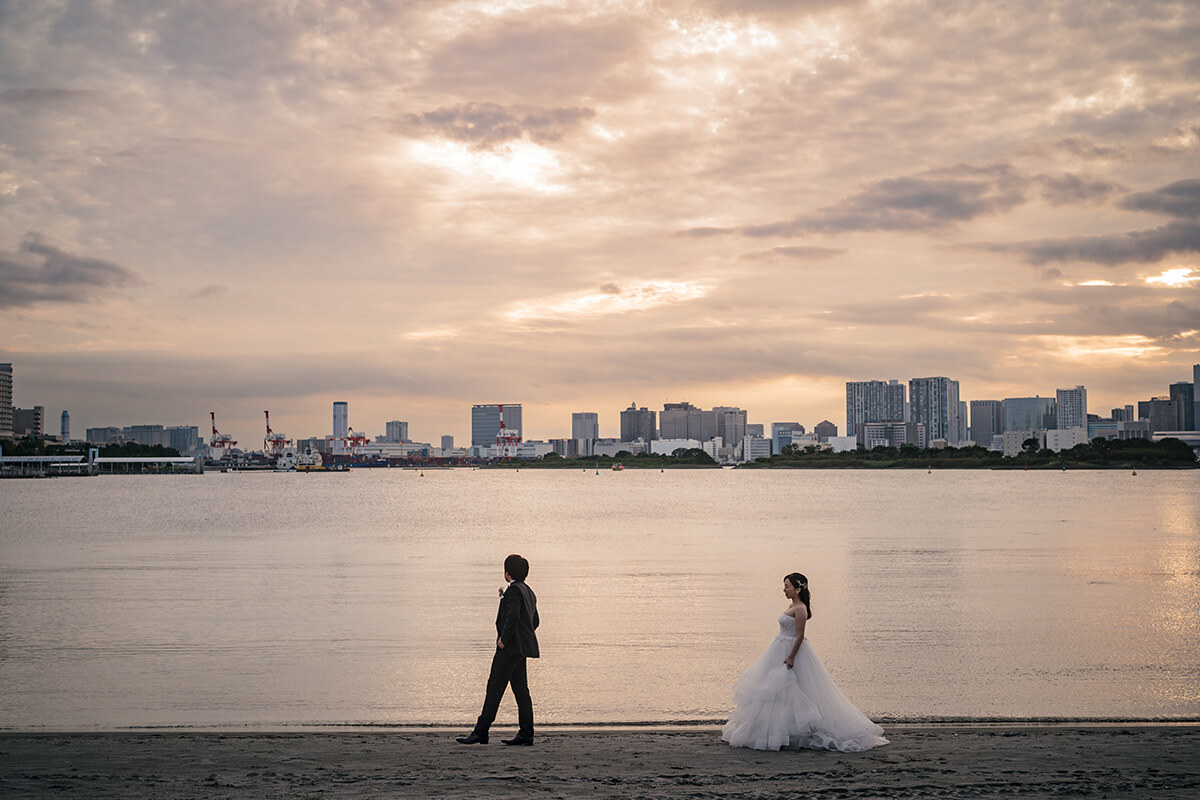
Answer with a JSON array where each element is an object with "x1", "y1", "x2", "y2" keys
[{"x1": 2, "y1": 0, "x2": 1198, "y2": 446}]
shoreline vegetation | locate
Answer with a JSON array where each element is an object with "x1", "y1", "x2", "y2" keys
[{"x1": 495, "y1": 438, "x2": 1198, "y2": 470}]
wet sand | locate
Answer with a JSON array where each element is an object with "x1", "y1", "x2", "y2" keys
[{"x1": 3, "y1": 726, "x2": 1198, "y2": 798}]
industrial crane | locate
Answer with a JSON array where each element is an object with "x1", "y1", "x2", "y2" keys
[
  {"x1": 263, "y1": 410, "x2": 288, "y2": 455},
  {"x1": 209, "y1": 411, "x2": 237, "y2": 457}
]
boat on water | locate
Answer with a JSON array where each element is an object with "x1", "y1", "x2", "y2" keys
[{"x1": 275, "y1": 445, "x2": 327, "y2": 472}]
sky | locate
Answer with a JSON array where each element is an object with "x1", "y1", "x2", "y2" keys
[{"x1": 1, "y1": 0, "x2": 1198, "y2": 446}]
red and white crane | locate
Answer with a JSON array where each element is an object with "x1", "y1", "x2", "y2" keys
[
  {"x1": 209, "y1": 411, "x2": 237, "y2": 457},
  {"x1": 345, "y1": 427, "x2": 370, "y2": 455},
  {"x1": 263, "y1": 410, "x2": 288, "y2": 455}
]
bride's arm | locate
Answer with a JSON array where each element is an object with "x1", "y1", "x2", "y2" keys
[{"x1": 785, "y1": 614, "x2": 806, "y2": 668}]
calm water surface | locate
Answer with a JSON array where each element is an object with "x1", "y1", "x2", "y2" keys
[{"x1": 1, "y1": 468, "x2": 1197, "y2": 730}]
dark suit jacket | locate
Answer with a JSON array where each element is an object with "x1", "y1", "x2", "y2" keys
[{"x1": 496, "y1": 581, "x2": 539, "y2": 658}]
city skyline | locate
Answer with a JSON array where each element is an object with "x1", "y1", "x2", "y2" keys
[
  {"x1": 2, "y1": 3, "x2": 1198, "y2": 448},
  {"x1": 6, "y1": 359, "x2": 1197, "y2": 448}
]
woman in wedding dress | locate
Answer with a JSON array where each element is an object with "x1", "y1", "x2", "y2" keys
[{"x1": 721, "y1": 573, "x2": 889, "y2": 752}]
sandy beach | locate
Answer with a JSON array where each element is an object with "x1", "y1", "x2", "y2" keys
[{"x1": 3, "y1": 725, "x2": 1198, "y2": 798}]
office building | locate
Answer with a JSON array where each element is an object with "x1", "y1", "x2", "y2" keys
[
  {"x1": 1168, "y1": 382, "x2": 1194, "y2": 431},
  {"x1": 715, "y1": 406, "x2": 747, "y2": 446},
  {"x1": 845, "y1": 379, "x2": 905, "y2": 438},
  {"x1": 441, "y1": 435, "x2": 454, "y2": 450},
  {"x1": 772, "y1": 422, "x2": 805, "y2": 454},
  {"x1": 167, "y1": 425, "x2": 201, "y2": 454},
  {"x1": 13, "y1": 406, "x2": 44, "y2": 437},
  {"x1": 1138, "y1": 397, "x2": 1179, "y2": 433},
  {"x1": 0, "y1": 363, "x2": 12, "y2": 438},
  {"x1": 862, "y1": 421, "x2": 925, "y2": 449},
  {"x1": 969, "y1": 400, "x2": 1002, "y2": 447},
  {"x1": 332, "y1": 401, "x2": 349, "y2": 454},
  {"x1": 572, "y1": 412, "x2": 599, "y2": 442},
  {"x1": 1055, "y1": 385, "x2": 1088, "y2": 435},
  {"x1": 746, "y1": 423, "x2": 764, "y2": 437},
  {"x1": 909, "y1": 377, "x2": 960, "y2": 444},
  {"x1": 741, "y1": 434, "x2": 772, "y2": 462},
  {"x1": 86, "y1": 426, "x2": 123, "y2": 444},
  {"x1": 124, "y1": 424, "x2": 173, "y2": 447},
  {"x1": 620, "y1": 403, "x2": 658, "y2": 442},
  {"x1": 61, "y1": 410, "x2": 70, "y2": 442},
  {"x1": 659, "y1": 402, "x2": 722, "y2": 441},
  {"x1": 1111, "y1": 405, "x2": 1136, "y2": 422},
  {"x1": 1046, "y1": 428, "x2": 1088, "y2": 452},
  {"x1": 385, "y1": 420, "x2": 409, "y2": 442},
  {"x1": 814, "y1": 420, "x2": 838, "y2": 441},
  {"x1": 471, "y1": 403, "x2": 522, "y2": 446},
  {"x1": 1001, "y1": 396, "x2": 1056, "y2": 432}
]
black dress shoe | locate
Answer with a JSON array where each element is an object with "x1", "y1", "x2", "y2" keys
[
  {"x1": 455, "y1": 732, "x2": 488, "y2": 744},
  {"x1": 502, "y1": 735, "x2": 534, "y2": 746}
]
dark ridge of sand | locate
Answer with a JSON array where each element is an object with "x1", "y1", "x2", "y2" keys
[{"x1": 2, "y1": 726, "x2": 1199, "y2": 799}]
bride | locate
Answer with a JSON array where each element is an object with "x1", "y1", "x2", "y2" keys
[{"x1": 721, "y1": 573, "x2": 889, "y2": 752}]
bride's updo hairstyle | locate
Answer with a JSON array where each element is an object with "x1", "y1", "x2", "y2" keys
[{"x1": 785, "y1": 573, "x2": 812, "y2": 619}]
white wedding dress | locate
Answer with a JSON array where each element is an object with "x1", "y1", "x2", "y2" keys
[{"x1": 721, "y1": 612, "x2": 889, "y2": 752}]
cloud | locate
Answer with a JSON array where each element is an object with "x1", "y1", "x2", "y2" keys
[
  {"x1": 422, "y1": 14, "x2": 644, "y2": 103},
  {"x1": 400, "y1": 102, "x2": 596, "y2": 148},
  {"x1": 740, "y1": 164, "x2": 1028, "y2": 237},
  {"x1": 0, "y1": 233, "x2": 138, "y2": 308},
  {"x1": 740, "y1": 245, "x2": 845, "y2": 261},
  {"x1": 1035, "y1": 173, "x2": 1125, "y2": 205},
  {"x1": 977, "y1": 220, "x2": 1200, "y2": 267},
  {"x1": 1119, "y1": 179, "x2": 1200, "y2": 218},
  {"x1": 1053, "y1": 135, "x2": 1129, "y2": 161},
  {"x1": 187, "y1": 284, "x2": 228, "y2": 300}
]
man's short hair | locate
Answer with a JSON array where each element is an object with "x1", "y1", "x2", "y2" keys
[{"x1": 504, "y1": 554, "x2": 529, "y2": 581}]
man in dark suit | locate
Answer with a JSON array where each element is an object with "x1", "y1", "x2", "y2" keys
[{"x1": 457, "y1": 554, "x2": 540, "y2": 746}]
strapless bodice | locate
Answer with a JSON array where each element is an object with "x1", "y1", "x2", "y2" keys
[{"x1": 777, "y1": 612, "x2": 797, "y2": 639}]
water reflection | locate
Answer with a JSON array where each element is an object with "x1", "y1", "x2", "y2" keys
[{"x1": 0, "y1": 469, "x2": 1197, "y2": 729}]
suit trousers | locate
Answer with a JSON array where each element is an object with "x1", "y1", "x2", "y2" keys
[{"x1": 474, "y1": 649, "x2": 533, "y2": 737}]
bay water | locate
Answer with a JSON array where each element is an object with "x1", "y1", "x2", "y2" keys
[{"x1": 1, "y1": 468, "x2": 1197, "y2": 730}]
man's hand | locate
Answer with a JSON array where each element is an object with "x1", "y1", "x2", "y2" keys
[
  {"x1": 497, "y1": 637, "x2": 505, "y2": 649},
  {"x1": 498, "y1": 587, "x2": 505, "y2": 598}
]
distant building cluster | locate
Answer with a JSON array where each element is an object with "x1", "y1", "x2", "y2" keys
[
  {"x1": 2, "y1": 360, "x2": 1198, "y2": 464},
  {"x1": 843, "y1": 369, "x2": 1199, "y2": 458}
]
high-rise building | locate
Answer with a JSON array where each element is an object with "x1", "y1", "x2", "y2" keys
[
  {"x1": 1001, "y1": 396, "x2": 1057, "y2": 432},
  {"x1": 385, "y1": 420, "x2": 409, "y2": 442},
  {"x1": 1055, "y1": 386, "x2": 1088, "y2": 431},
  {"x1": 471, "y1": 404, "x2": 522, "y2": 446},
  {"x1": 1194, "y1": 365, "x2": 1200, "y2": 431},
  {"x1": 714, "y1": 406, "x2": 747, "y2": 446},
  {"x1": 1168, "y1": 382, "x2": 1194, "y2": 431},
  {"x1": 333, "y1": 401, "x2": 349, "y2": 454},
  {"x1": 909, "y1": 377, "x2": 960, "y2": 443},
  {"x1": 969, "y1": 400, "x2": 1002, "y2": 447},
  {"x1": 746, "y1": 423, "x2": 765, "y2": 437},
  {"x1": 1112, "y1": 405, "x2": 1136, "y2": 422},
  {"x1": 441, "y1": 435, "x2": 454, "y2": 450},
  {"x1": 814, "y1": 420, "x2": 838, "y2": 441},
  {"x1": 619, "y1": 402, "x2": 657, "y2": 442},
  {"x1": 13, "y1": 406, "x2": 44, "y2": 437},
  {"x1": 86, "y1": 426, "x2": 123, "y2": 444},
  {"x1": 571, "y1": 412, "x2": 599, "y2": 441},
  {"x1": 0, "y1": 363, "x2": 12, "y2": 439},
  {"x1": 61, "y1": 410, "x2": 70, "y2": 442},
  {"x1": 845, "y1": 379, "x2": 905, "y2": 438},
  {"x1": 1138, "y1": 397, "x2": 1179, "y2": 433}
]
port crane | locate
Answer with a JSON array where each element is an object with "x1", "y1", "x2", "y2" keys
[
  {"x1": 209, "y1": 411, "x2": 237, "y2": 457},
  {"x1": 345, "y1": 427, "x2": 370, "y2": 456},
  {"x1": 263, "y1": 410, "x2": 288, "y2": 455}
]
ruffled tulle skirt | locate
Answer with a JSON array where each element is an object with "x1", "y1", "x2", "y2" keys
[{"x1": 721, "y1": 636, "x2": 888, "y2": 752}]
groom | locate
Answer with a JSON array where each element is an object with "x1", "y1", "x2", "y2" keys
[{"x1": 457, "y1": 554, "x2": 540, "y2": 746}]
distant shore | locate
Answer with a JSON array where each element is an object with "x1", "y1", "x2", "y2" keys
[{"x1": 3, "y1": 725, "x2": 1197, "y2": 798}]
